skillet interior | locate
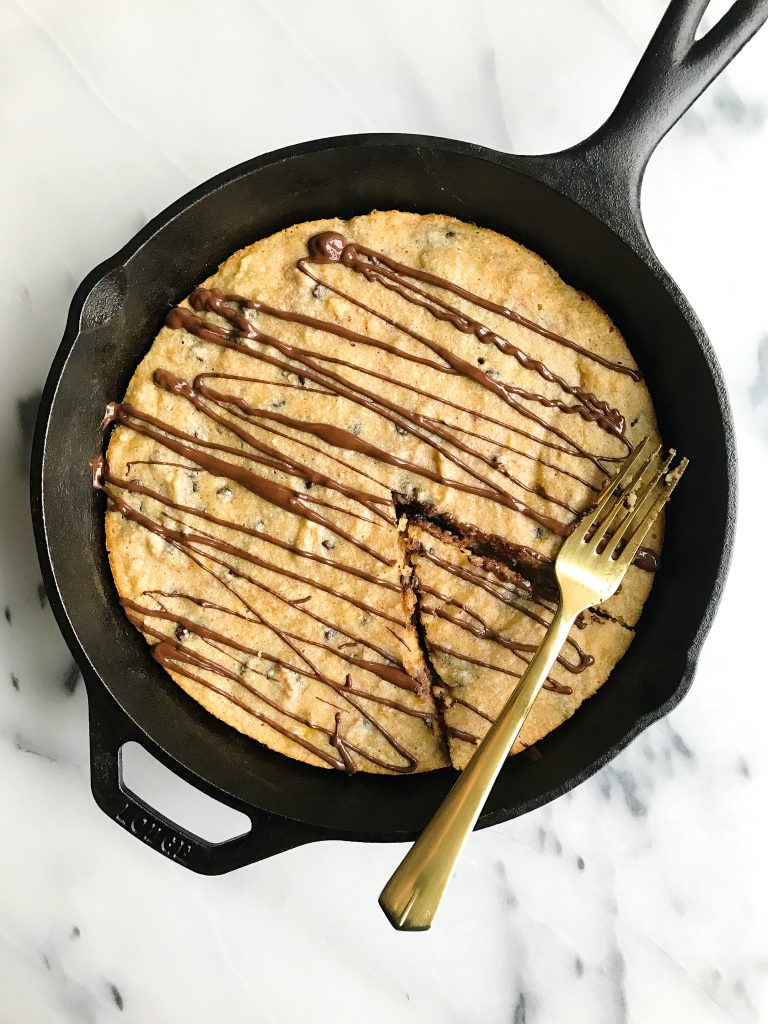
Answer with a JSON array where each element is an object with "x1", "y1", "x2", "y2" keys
[{"x1": 35, "y1": 136, "x2": 733, "y2": 836}]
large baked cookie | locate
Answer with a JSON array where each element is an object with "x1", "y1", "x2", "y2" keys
[{"x1": 97, "y1": 211, "x2": 661, "y2": 774}]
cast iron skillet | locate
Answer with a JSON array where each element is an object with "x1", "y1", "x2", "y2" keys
[{"x1": 32, "y1": 0, "x2": 764, "y2": 873}]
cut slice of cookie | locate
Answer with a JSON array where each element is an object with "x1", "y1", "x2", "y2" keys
[
  {"x1": 406, "y1": 524, "x2": 634, "y2": 769},
  {"x1": 102, "y1": 449, "x2": 447, "y2": 774}
]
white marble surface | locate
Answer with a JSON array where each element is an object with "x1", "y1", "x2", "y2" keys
[{"x1": 1, "y1": 0, "x2": 767, "y2": 1020}]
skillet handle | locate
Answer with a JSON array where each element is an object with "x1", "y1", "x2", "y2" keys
[
  {"x1": 593, "y1": 0, "x2": 768, "y2": 172},
  {"x1": 543, "y1": 0, "x2": 767, "y2": 245},
  {"x1": 87, "y1": 683, "x2": 324, "y2": 874}
]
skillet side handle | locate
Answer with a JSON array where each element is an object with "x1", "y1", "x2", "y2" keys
[
  {"x1": 87, "y1": 683, "x2": 322, "y2": 874},
  {"x1": 547, "y1": 0, "x2": 768, "y2": 244}
]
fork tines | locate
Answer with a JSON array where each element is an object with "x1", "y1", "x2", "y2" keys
[{"x1": 573, "y1": 439, "x2": 688, "y2": 570}]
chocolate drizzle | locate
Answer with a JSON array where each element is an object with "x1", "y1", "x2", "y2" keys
[
  {"x1": 94, "y1": 226, "x2": 659, "y2": 774},
  {"x1": 307, "y1": 231, "x2": 643, "y2": 385}
]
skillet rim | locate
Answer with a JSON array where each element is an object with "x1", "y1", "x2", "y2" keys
[{"x1": 31, "y1": 131, "x2": 737, "y2": 837}]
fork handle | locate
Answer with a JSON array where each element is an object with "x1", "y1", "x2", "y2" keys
[{"x1": 379, "y1": 602, "x2": 577, "y2": 931}]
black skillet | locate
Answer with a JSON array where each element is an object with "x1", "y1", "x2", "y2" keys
[{"x1": 32, "y1": 0, "x2": 764, "y2": 873}]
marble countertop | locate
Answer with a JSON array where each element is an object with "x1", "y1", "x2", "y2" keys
[{"x1": 2, "y1": 1, "x2": 766, "y2": 1020}]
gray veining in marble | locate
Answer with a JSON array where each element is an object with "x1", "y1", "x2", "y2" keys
[{"x1": 1, "y1": 1, "x2": 766, "y2": 1022}]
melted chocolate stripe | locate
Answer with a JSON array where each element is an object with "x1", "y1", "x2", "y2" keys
[
  {"x1": 294, "y1": 259, "x2": 625, "y2": 470},
  {"x1": 178, "y1": 295, "x2": 580, "y2": 531},
  {"x1": 130, "y1": 595, "x2": 419, "y2": 697},
  {"x1": 430, "y1": 638, "x2": 572, "y2": 696},
  {"x1": 104, "y1": 400, "x2": 392, "y2": 563},
  {"x1": 175, "y1": 295, "x2": 635, "y2": 551},
  {"x1": 101, "y1": 470, "x2": 430, "y2": 770},
  {"x1": 316, "y1": 253, "x2": 628, "y2": 435},
  {"x1": 151, "y1": 635, "x2": 415, "y2": 774},
  {"x1": 419, "y1": 412, "x2": 599, "y2": 494},
  {"x1": 173, "y1": 538, "x2": 404, "y2": 664},
  {"x1": 103, "y1": 468, "x2": 398, "y2": 592},
  {"x1": 330, "y1": 712, "x2": 357, "y2": 774},
  {"x1": 126, "y1": 459, "x2": 203, "y2": 472},
  {"x1": 193, "y1": 371, "x2": 581, "y2": 517},
  {"x1": 127, "y1": 593, "x2": 420, "y2": 774},
  {"x1": 445, "y1": 726, "x2": 480, "y2": 745},
  {"x1": 132, "y1": 618, "x2": 347, "y2": 770},
  {"x1": 308, "y1": 232, "x2": 641, "y2": 380},
  {"x1": 144, "y1": 594, "x2": 429, "y2": 723},
  {"x1": 195, "y1": 374, "x2": 394, "y2": 497},
  {"x1": 448, "y1": 695, "x2": 494, "y2": 723},
  {"x1": 171, "y1": 305, "x2": 521, "y2": 500},
  {"x1": 419, "y1": 547, "x2": 593, "y2": 673},
  {"x1": 256, "y1": 279, "x2": 627, "y2": 436},
  {"x1": 116, "y1": 491, "x2": 406, "y2": 631},
  {"x1": 229, "y1": 343, "x2": 602, "y2": 491},
  {"x1": 154, "y1": 369, "x2": 393, "y2": 519},
  {"x1": 98, "y1": 474, "x2": 406, "y2": 667}
]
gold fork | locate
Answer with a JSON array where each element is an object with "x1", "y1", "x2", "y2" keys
[{"x1": 379, "y1": 439, "x2": 687, "y2": 931}]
